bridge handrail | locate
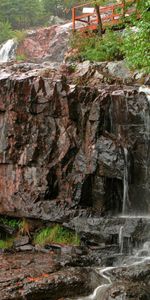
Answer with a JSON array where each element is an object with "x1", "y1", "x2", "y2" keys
[{"x1": 72, "y1": 0, "x2": 136, "y2": 31}]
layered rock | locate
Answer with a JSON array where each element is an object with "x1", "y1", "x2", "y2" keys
[
  {"x1": 0, "y1": 63, "x2": 150, "y2": 221},
  {"x1": 17, "y1": 22, "x2": 84, "y2": 63},
  {"x1": 0, "y1": 252, "x2": 97, "y2": 300}
]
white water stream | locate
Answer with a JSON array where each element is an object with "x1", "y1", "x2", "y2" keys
[
  {"x1": 0, "y1": 39, "x2": 17, "y2": 63},
  {"x1": 122, "y1": 148, "x2": 129, "y2": 215},
  {"x1": 119, "y1": 225, "x2": 124, "y2": 254}
]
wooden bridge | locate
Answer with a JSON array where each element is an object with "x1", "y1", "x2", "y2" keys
[{"x1": 72, "y1": 1, "x2": 138, "y2": 31}]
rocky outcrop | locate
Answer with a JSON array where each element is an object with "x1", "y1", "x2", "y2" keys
[
  {"x1": 0, "y1": 62, "x2": 150, "y2": 221},
  {"x1": 0, "y1": 242, "x2": 150, "y2": 300},
  {"x1": 17, "y1": 22, "x2": 84, "y2": 63},
  {"x1": 0, "y1": 252, "x2": 98, "y2": 300}
]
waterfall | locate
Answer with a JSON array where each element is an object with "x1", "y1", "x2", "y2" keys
[
  {"x1": 0, "y1": 39, "x2": 17, "y2": 63},
  {"x1": 122, "y1": 148, "x2": 129, "y2": 215},
  {"x1": 139, "y1": 86, "x2": 150, "y2": 102},
  {"x1": 135, "y1": 241, "x2": 150, "y2": 258},
  {"x1": 119, "y1": 226, "x2": 124, "y2": 254},
  {"x1": 76, "y1": 240, "x2": 150, "y2": 300}
]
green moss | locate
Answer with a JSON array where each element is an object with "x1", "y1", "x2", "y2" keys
[
  {"x1": 0, "y1": 239, "x2": 13, "y2": 249},
  {"x1": 16, "y1": 54, "x2": 27, "y2": 62},
  {"x1": 34, "y1": 224, "x2": 80, "y2": 246}
]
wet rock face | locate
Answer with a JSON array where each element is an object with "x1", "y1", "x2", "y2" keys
[
  {"x1": 17, "y1": 25, "x2": 70, "y2": 62},
  {"x1": 17, "y1": 22, "x2": 83, "y2": 63},
  {"x1": 0, "y1": 67, "x2": 149, "y2": 220},
  {"x1": 0, "y1": 252, "x2": 96, "y2": 300}
]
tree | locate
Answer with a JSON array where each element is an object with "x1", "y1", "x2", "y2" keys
[
  {"x1": 0, "y1": 21, "x2": 14, "y2": 43},
  {"x1": 43, "y1": 0, "x2": 62, "y2": 17},
  {"x1": 0, "y1": 0, "x2": 43, "y2": 29}
]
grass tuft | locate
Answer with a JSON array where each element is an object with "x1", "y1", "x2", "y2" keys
[
  {"x1": 0, "y1": 239, "x2": 13, "y2": 249},
  {"x1": 34, "y1": 224, "x2": 80, "y2": 246}
]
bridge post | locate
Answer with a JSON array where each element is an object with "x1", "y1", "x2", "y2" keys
[{"x1": 122, "y1": 0, "x2": 126, "y2": 18}]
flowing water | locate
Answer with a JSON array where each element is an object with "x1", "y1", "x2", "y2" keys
[
  {"x1": 0, "y1": 39, "x2": 17, "y2": 63},
  {"x1": 119, "y1": 225, "x2": 124, "y2": 254},
  {"x1": 74, "y1": 239, "x2": 150, "y2": 300},
  {"x1": 122, "y1": 148, "x2": 129, "y2": 215},
  {"x1": 74, "y1": 88, "x2": 150, "y2": 299}
]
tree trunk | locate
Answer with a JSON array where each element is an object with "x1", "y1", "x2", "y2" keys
[{"x1": 95, "y1": 4, "x2": 103, "y2": 37}]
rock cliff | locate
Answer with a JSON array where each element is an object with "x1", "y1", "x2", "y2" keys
[{"x1": 0, "y1": 62, "x2": 149, "y2": 221}]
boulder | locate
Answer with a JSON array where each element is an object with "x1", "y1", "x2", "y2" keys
[
  {"x1": 106, "y1": 61, "x2": 132, "y2": 81},
  {"x1": 14, "y1": 236, "x2": 30, "y2": 248}
]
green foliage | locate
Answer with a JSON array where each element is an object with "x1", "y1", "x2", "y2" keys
[
  {"x1": 0, "y1": 0, "x2": 44, "y2": 29},
  {"x1": 14, "y1": 30, "x2": 27, "y2": 43},
  {"x1": 71, "y1": 30, "x2": 123, "y2": 62},
  {"x1": 34, "y1": 224, "x2": 80, "y2": 246},
  {"x1": 0, "y1": 21, "x2": 14, "y2": 43},
  {"x1": 0, "y1": 239, "x2": 13, "y2": 249},
  {"x1": 122, "y1": 13, "x2": 150, "y2": 72},
  {"x1": 43, "y1": 0, "x2": 64, "y2": 17},
  {"x1": 70, "y1": 0, "x2": 150, "y2": 71},
  {"x1": 16, "y1": 54, "x2": 27, "y2": 62},
  {"x1": 0, "y1": 216, "x2": 20, "y2": 229}
]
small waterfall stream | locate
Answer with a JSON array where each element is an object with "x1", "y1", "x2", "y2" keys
[
  {"x1": 119, "y1": 225, "x2": 124, "y2": 254},
  {"x1": 72, "y1": 89, "x2": 150, "y2": 300},
  {"x1": 122, "y1": 148, "x2": 129, "y2": 215},
  {"x1": 0, "y1": 39, "x2": 17, "y2": 63},
  {"x1": 75, "y1": 241, "x2": 150, "y2": 300}
]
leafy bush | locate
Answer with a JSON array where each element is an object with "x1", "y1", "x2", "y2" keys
[
  {"x1": 14, "y1": 30, "x2": 27, "y2": 43},
  {"x1": 0, "y1": 216, "x2": 20, "y2": 230},
  {"x1": 70, "y1": 30, "x2": 123, "y2": 62},
  {"x1": 16, "y1": 54, "x2": 27, "y2": 62},
  {"x1": 0, "y1": 21, "x2": 14, "y2": 43},
  {"x1": 122, "y1": 16, "x2": 150, "y2": 72},
  {"x1": 34, "y1": 224, "x2": 80, "y2": 246}
]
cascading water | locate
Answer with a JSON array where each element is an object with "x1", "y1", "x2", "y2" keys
[
  {"x1": 0, "y1": 39, "x2": 17, "y2": 63},
  {"x1": 122, "y1": 148, "x2": 129, "y2": 215},
  {"x1": 74, "y1": 241, "x2": 150, "y2": 300},
  {"x1": 70, "y1": 89, "x2": 150, "y2": 300},
  {"x1": 119, "y1": 225, "x2": 124, "y2": 254}
]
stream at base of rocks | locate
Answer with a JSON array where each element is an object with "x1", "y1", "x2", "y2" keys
[
  {"x1": 66, "y1": 216, "x2": 150, "y2": 300},
  {"x1": 75, "y1": 245, "x2": 150, "y2": 300}
]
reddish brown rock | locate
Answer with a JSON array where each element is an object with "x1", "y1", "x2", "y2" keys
[
  {"x1": 0, "y1": 252, "x2": 94, "y2": 300},
  {"x1": 17, "y1": 23, "x2": 74, "y2": 63},
  {"x1": 0, "y1": 64, "x2": 150, "y2": 221}
]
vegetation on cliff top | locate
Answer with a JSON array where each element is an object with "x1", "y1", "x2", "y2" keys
[
  {"x1": 0, "y1": 0, "x2": 149, "y2": 72},
  {"x1": 70, "y1": 0, "x2": 150, "y2": 72}
]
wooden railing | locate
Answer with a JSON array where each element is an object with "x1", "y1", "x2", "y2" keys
[{"x1": 72, "y1": 0, "x2": 137, "y2": 31}]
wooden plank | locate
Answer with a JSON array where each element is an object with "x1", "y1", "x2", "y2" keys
[{"x1": 75, "y1": 13, "x2": 96, "y2": 20}]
